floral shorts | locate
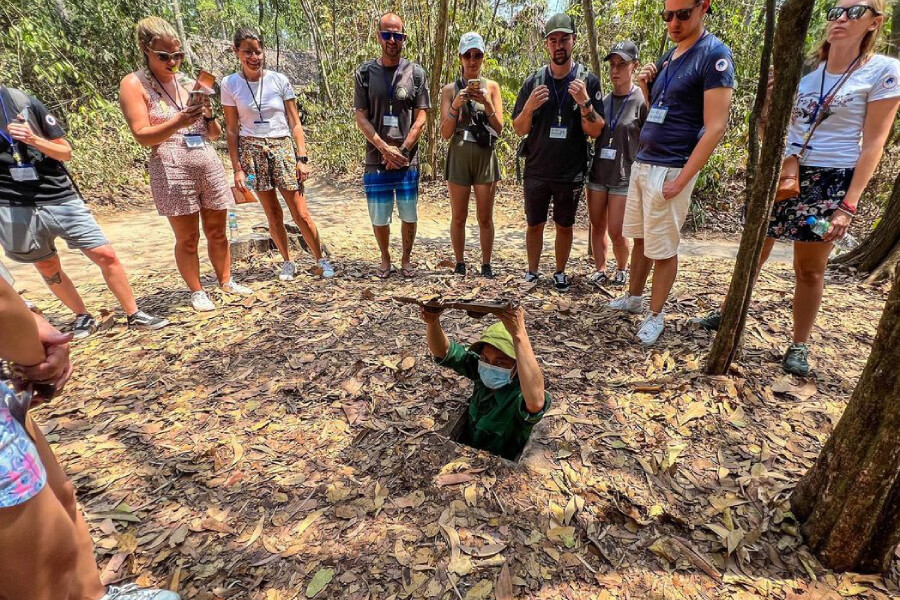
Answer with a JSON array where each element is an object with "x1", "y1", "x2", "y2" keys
[
  {"x1": 0, "y1": 381, "x2": 46, "y2": 509},
  {"x1": 768, "y1": 165, "x2": 854, "y2": 242},
  {"x1": 238, "y1": 136, "x2": 301, "y2": 192}
]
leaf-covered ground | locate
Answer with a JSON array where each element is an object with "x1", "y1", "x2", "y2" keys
[{"x1": 22, "y1": 185, "x2": 900, "y2": 600}]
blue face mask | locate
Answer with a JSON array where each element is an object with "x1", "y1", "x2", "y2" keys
[{"x1": 478, "y1": 360, "x2": 513, "y2": 390}]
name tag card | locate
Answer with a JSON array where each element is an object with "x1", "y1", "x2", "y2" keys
[
  {"x1": 10, "y1": 165, "x2": 38, "y2": 182},
  {"x1": 184, "y1": 134, "x2": 205, "y2": 149},
  {"x1": 549, "y1": 126, "x2": 568, "y2": 140},
  {"x1": 647, "y1": 106, "x2": 669, "y2": 124},
  {"x1": 382, "y1": 114, "x2": 400, "y2": 128},
  {"x1": 253, "y1": 120, "x2": 271, "y2": 135},
  {"x1": 599, "y1": 147, "x2": 617, "y2": 160}
]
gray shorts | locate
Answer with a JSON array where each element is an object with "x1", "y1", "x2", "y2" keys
[
  {"x1": 586, "y1": 182, "x2": 630, "y2": 196},
  {"x1": 0, "y1": 197, "x2": 109, "y2": 263}
]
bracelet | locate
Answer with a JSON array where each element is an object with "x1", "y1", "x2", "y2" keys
[
  {"x1": 448, "y1": 109, "x2": 459, "y2": 119},
  {"x1": 838, "y1": 201, "x2": 857, "y2": 215},
  {"x1": 203, "y1": 115, "x2": 216, "y2": 122},
  {"x1": 485, "y1": 111, "x2": 496, "y2": 118}
]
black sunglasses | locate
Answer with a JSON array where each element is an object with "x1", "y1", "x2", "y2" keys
[
  {"x1": 462, "y1": 51, "x2": 484, "y2": 60},
  {"x1": 660, "y1": 3, "x2": 702, "y2": 22},
  {"x1": 149, "y1": 49, "x2": 186, "y2": 62},
  {"x1": 826, "y1": 4, "x2": 880, "y2": 20},
  {"x1": 379, "y1": 31, "x2": 407, "y2": 42}
]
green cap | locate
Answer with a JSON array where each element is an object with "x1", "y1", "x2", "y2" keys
[
  {"x1": 544, "y1": 13, "x2": 575, "y2": 37},
  {"x1": 470, "y1": 322, "x2": 516, "y2": 360}
]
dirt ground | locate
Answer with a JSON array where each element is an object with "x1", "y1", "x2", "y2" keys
[{"x1": 11, "y1": 179, "x2": 898, "y2": 600}]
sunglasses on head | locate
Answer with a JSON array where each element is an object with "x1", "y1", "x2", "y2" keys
[
  {"x1": 462, "y1": 51, "x2": 484, "y2": 60},
  {"x1": 149, "y1": 49, "x2": 186, "y2": 62},
  {"x1": 379, "y1": 31, "x2": 407, "y2": 42},
  {"x1": 660, "y1": 2, "x2": 702, "y2": 21},
  {"x1": 826, "y1": 4, "x2": 880, "y2": 20}
]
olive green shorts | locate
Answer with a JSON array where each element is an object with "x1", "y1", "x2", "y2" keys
[{"x1": 444, "y1": 134, "x2": 500, "y2": 186}]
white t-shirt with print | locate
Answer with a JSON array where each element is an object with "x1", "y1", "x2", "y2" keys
[
  {"x1": 786, "y1": 54, "x2": 900, "y2": 169},
  {"x1": 220, "y1": 70, "x2": 296, "y2": 138}
]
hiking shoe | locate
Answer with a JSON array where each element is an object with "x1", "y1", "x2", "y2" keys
[
  {"x1": 317, "y1": 258, "x2": 335, "y2": 278},
  {"x1": 278, "y1": 261, "x2": 296, "y2": 281},
  {"x1": 608, "y1": 294, "x2": 643, "y2": 314},
  {"x1": 219, "y1": 281, "x2": 253, "y2": 295},
  {"x1": 101, "y1": 583, "x2": 181, "y2": 600},
  {"x1": 637, "y1": 312, "x2": 665, "y2": 345},
  {"x1": 190, "y1": 291, "x2": 216, "y2": 312},
  {"x1": 690, "y1": 310, "x2": 722, "y2": 331},
  {"x1": 552, "y1": 272, "x2": 572, "y2": 292},
  {"x1": 126, "y1": 311, "x2": 169, "y2": 330},
  {"x1": 783, "y1": 343, "x2": 810, "y2": 376},
  {"x1": 453, "y1": 262, "x2": 467, "y2": 276},
  {"x1": 481, "y1": 263, "x2": 494, "y2": 278},
  {"x1": 524, "y1": 271, "x2": 540, "y2": 283},
  {"x1": 71, "y1": 313, "x2": 97, "y2": 340},
  {"x1": 587, "y1": 271, "x2": 609, "y2": 287},
  {"x1": 611, "y1": 269, "x2": 629, "y2": 286}
]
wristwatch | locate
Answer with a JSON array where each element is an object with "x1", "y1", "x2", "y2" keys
[
  {"x1": 296, "y1": 156, "x2": 309, "y2": 164},
  {"x1": 580, "y1": 99, "x2": 592, "y2": 110},
  {"x1": 400, "y1": 147, "x2": 411, "y2": 158}
]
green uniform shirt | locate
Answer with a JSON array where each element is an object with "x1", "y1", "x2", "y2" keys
[{"x1": 437, "y1": 341, "x2": 551, "y2": 461}]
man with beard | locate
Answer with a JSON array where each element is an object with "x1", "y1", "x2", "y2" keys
[
  {"x1": 512, "y1": 14, "x2": 605, "y2": 291},
  {"x1": 354, "y1": 12, "x2": 430, "y2": 279},
  {"x1": 607, "y1": 0, "x2": 733, "y2": 345}
]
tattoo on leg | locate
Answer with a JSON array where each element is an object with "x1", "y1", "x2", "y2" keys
[{"x1": 43, "y1": 271, "x2": 62, "y2": 285}]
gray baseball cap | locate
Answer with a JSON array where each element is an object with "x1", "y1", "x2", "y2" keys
[
  {"x1": 458, "y1": 32, "x2": 486, "y2": 55},
  {"x1": 544, "y1": 13, "x2": 575, "y2": 37},
  {"x1": 604, "y1": 40, "x2": 639, "y2": 62}
]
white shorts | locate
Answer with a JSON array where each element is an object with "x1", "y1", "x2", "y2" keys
[{"x1": 622, "y1": 161, "x2": 698, "y2": 260}]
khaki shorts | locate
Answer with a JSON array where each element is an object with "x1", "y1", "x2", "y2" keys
[{"x1": 622, "y1": 161, "x2": 698, "y2": 260}]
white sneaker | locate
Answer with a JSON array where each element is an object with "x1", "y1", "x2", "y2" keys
[
  {"x1": 318, "y1": 257, "x2": 335, "y2": 278},
  {"x1": 220, "y1": 280, "x2": 253, "y2": 295},
  {"x1": 101, "y1": 583, "x2": 181, "y2": 600},
  {"x1": 190, "y1": 290, "x2": 216, "y2": 312},
  {"x1": 608, "y1": 294, "x2": 643, "y2": 314},
  {"x1": 278, "y1": 261, "x2": 296, "y2": 281},
  {"x1": 637, "y1": 312, "x2": 665, "y2": 345}
]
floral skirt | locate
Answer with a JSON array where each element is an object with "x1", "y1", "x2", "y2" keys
[
  {"x1": 238, "y1": 136, "x2": 300, "y2": 192},
  {"x1": 767, "y1": 165, "x2": 854, "y2": 242}
]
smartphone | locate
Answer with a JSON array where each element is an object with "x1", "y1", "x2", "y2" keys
[
  {"x1": 194, "y1": 70, "x2": 216, "y2": 95},
  {"x1": 187, "y1": 90, "x2": 205, "y2": 107},
  {"x1": 466, "y1": 79, "x2": 481, "y2": 92}
]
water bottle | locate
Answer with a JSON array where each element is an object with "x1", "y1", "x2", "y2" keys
[
  {"x1": 245, "y1": 173, "x2": 256, "y2": 191},
  {"x1": 227, "y1": 209, "x2": 239, "y2": 239},
  {"x1": 805, "y1": 216, "x2": 859, "y2": 253}
]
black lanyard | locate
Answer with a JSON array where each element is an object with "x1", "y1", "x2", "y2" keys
[
  {"x1": 605, "y1": 86, "x2": 635, "y2": 143},
  {"x1": 382, "y1": 60, "x2": 403, "y2": 115},
  {"x1": 242, "y1": 69, "x2": 267, "y2": 122},
  {"x1": 808, "y1": 54, "x2": 861, "y2": 127},
  {"x1": 0, "y1": 93, "x2": 22, "y2": 164},
  {"x1": 548, "y1": 64, "x2": 576, "y2": 125},
  {"x1": 653, "y1": 32, "x2": 707, "y2": 106},
  {"x1": 151, "y1": 73, "x2": 184, "y2": 111}
]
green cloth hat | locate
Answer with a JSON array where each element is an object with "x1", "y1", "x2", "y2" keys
[
  {"x1": 544, "y1": 13, "x2": 576, "y2": 37},
  {"x1": 470, "y1": 322, "x2": 517, "y2": 360}
]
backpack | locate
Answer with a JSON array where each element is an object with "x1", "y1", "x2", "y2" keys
[
  {"x1": 2, "y1": 87, "x2": 84, "y2": 201},
  {"x1": 515, "y1": 63, "x2": 593, "y2": 182}
]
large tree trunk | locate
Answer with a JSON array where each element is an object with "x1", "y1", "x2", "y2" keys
[
  {"x1": 705, "y1": 0, "x2": 816, "y2": 374},
  {"x1": 833, "y1": 170, "x2": 900, "y2": 281},
  {"x1": 581, "y1": 0, "x2": 602, "y2": 79},
  {"x1": 170, "y1": 0, "x2": 194, "y2": 65},
  {"x1": 791, "y1": 267, "x2": 900, "y2": 573},
  {"x1": 745, "y1": 0, "x2": 776, "y2": 196},
  {"x1": 425, "y1": 0, "x2": 450, "y2": 179}
]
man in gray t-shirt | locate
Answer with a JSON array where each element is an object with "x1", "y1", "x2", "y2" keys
[{"x1": 353, "y1": 12, "x2": 430, "y2": 278}]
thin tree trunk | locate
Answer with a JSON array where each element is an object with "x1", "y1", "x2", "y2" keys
[
  {"x1": 833, "y1": 170, "x2": 900, "y2": 280},
  {"x1": 889, "y1": 0, "x2": 900, "y2": 57},
  {"x1": 705, "y1": 0, "x2": 816, "y2": 374},
  {"x1": 52, "y1": 0, "x2": 71, "y2": 28},
  {"x1": 214, "y1": 0, "x2": 228, "y2": 39},
  {"x1": 745, "y1": 0, "x2": 775, "y2": 197},
  {"x1": 425, "y1": 0, "x2": 450, "y2": 179},
  {"x1": 791, "y1": 267, "x2": 900, "y2": 573},
  {"x1": 581, "y1": 0, "x2": 602, "y2": 82},
  {"x1": 298, "y1": 0, "x2": 333, "y2": 101},
  {"x1": 170, "y1": 0, "x2": 194, "y2": 64},
  {"x1": 258, "y1": 0, "x2": 264, "y2": 26}
]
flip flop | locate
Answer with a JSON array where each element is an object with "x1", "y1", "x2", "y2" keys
[
  {"x1": 401, "y1": 266, "x2": 417, "y2": 278},
  {"x1": 375, "y1": 265, "x2": 394, "y2": 279}
]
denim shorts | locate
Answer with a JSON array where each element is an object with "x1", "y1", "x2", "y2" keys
[
  {"x1": 0, "y1": 197, "x2": 109, "y2": 263},
  {"x1": 586, "y1": 182, "x2": 629, "y2": 196},
  {"x1": 363, "y1": 168, "x2": 419, "y2": 226}
]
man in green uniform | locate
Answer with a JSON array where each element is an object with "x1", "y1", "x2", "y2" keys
[{"x1": 422, "y1": 306, "x2": 550, "y2": 460}]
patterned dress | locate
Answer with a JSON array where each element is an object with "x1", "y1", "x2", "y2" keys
[{"x1": 0, "y1": 380, "x2": 45, "y2": 508}]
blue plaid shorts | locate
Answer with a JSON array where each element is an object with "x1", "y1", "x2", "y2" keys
[{"x1": 363, "y1": 169, "x2": 419, "y2": 226}]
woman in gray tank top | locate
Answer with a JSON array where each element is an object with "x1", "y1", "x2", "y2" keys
[{"x1": 440, "y1": 32, "x2": 503, "y2": 278}]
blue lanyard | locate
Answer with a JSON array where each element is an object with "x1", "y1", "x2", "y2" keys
[
  {"x1": 548, "y1": 64, "x2": 575, "y2": 125},
  {"x1": 0, "y1": 93, "x2": 22, "y2": 163},
  {"x1": 654, "y1": 32, "x2": 706, "y2": 106},
  {"x1": 382, "y1": 59, "x2": 404, "y2": 115},
  {"x1": 606, "y1": 86, "x2": 635, "y2": 141},
  {"x1": 807, "y1": 54, "x2": 861, "y2": 127}
]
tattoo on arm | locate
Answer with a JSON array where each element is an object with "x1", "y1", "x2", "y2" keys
[
  {"x1": 42, "y1": 271, "x2": 62, "y2": 285},
  {"x1": 583, "y1": 110, "x2": 598, "y2": 122}
]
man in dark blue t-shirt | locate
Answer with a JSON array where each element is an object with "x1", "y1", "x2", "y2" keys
[{"x1": 609, "y1": 0, "x2": 734, "y2": 345}]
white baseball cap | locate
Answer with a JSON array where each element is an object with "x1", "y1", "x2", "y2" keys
[{"x1": 458, "y1": 32, "x2": 485, "y2": 55}]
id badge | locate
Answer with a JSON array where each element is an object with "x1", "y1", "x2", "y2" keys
[
  {"x1": 184, "y1": 134, "x2": 205, "y2": 149},
  {"x1": 549, "y1": 126, "x2": 568, "y2": 140},
  {"x1": 253, "y1": 120, "x2": 271, "y2": 135},
  {"x1": 10, "y1": 164, "x2": 38, "y2": 182},
  {"x1": 382, "y1": 114, "x2": 400, "y2": 128},
  {"x1": 647, "y1": 106, "x2": 669, "y2": 124},
  {"x1": 599, "y1": 147, "x2": 617, "y2": 160}
]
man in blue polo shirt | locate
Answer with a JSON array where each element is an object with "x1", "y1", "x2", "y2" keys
[{"x1": 608, "y1": 0, "x2": 734, "y2": 345}]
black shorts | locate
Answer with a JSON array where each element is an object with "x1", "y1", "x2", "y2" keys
[{"x1": 523, "y1": 178, "x2": 583, "y2": 227}]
